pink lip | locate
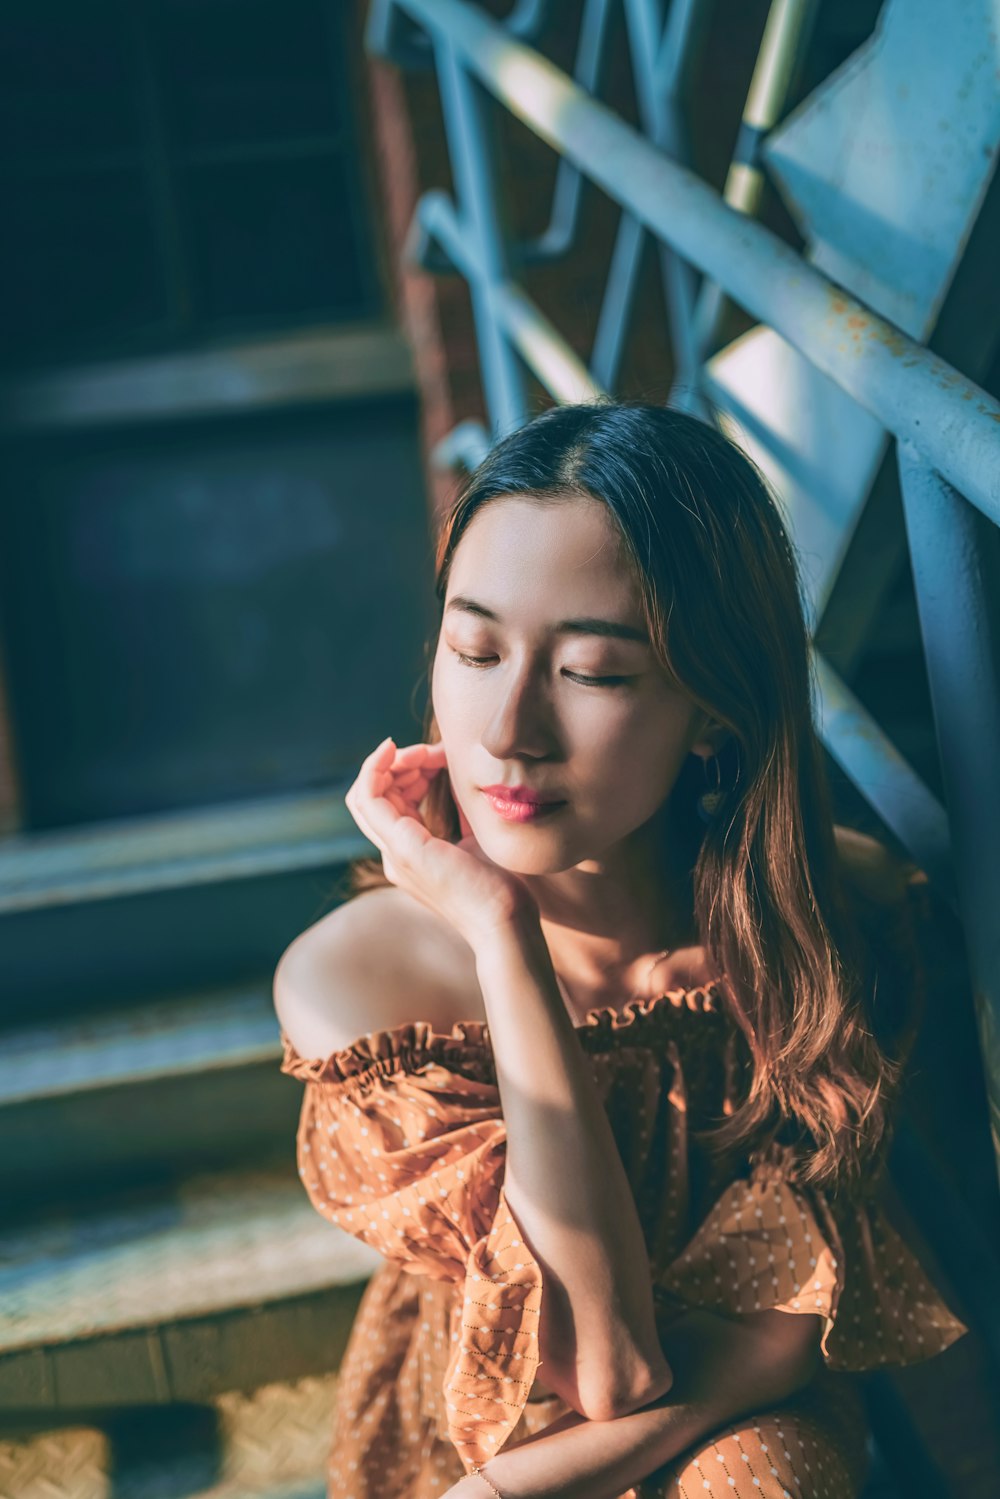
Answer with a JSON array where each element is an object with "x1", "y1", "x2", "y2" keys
[
  {"x1": 480, "y1": 788, "x2": 567, "y2": 822},
  {"x1": 480, "y1": 784, "x2": 563, "y2": 803}
]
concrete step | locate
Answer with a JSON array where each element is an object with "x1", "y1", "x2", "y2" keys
[
  {"x1": 0, "y1": 785, "x2": 369, "y2": 1020},
  {"x1": 0, "y1": 1161, "x2": 381, "y2": 1414},
  {"x1": 0, "y1": 979, "x2": 300, "y2": 1206},
  {"x1": 0, "y1": 786, "x2": 366, "y2": 917}
]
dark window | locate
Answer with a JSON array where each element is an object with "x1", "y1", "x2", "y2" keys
[
  {"x1": 7, "y1": 167, "x2": 167, "y2": 349},
  {"x1": 0, "y1": 0, "x2": 379, "y2": 370},
  {"x1": 185, "y1": 154, "x2": 367, "y2": 326},
  {"x1": 153, "y1": 0, "x2": 345, "y2": 150},
  {"x1": 0, "y1": 0, "x2": 137, "y2": 160}
]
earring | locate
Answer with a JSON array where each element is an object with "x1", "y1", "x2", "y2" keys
[{"x1": 696, "y1": 754, "x2": 726, "y2": 824}]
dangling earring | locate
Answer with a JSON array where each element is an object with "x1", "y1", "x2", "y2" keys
[{"x1": 696, "y1": 754, "x2": 726, "y2": 824}]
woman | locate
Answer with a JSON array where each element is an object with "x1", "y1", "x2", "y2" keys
[{"x1": 276, "y1": 403, "x2": 967, "y2": 1498}]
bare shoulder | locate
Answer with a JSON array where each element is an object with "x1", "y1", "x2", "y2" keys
[
  {"x1": 273, "y1": 885, "x2": 484, "y2": 1061},
  {"x1": 833, "y1": 824, "x2": 917, "y2": 907}
]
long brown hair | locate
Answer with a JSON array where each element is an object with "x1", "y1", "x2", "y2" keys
[{"x1": 349, "y1": 400, "x2": 921, "y2": 1197}]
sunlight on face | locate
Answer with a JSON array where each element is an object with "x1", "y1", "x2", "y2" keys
[{"x1": 431, "y1": 495, "x2": 706, "y2": 875}]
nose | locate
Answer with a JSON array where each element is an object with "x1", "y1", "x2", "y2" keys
[{"x1": 480, "y1": 657, "x2": 558, "y2": 763}]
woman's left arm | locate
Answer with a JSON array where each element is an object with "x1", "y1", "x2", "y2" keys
[{"x1": 447, "y1": 1306, "x2": 824, "y2": 1499}]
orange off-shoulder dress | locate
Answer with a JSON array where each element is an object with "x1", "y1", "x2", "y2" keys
[{"x1": 281, "y1": 972, "x2": 967, "y2": 1499}]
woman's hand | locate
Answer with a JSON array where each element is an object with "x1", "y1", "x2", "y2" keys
[{"x1": 344, "y1": 735, "x2": 539, "y2": 950}]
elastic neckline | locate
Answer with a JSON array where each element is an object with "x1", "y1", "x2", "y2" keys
[
  {"x1": 280, "y1": 980, "x2": 727, "y2": 1086},
  {"x1": 576, "y1": 979, "x2": 724, "y2": 1030}
]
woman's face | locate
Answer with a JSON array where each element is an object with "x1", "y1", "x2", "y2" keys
[{"x1": 431, "y1": 494, "x2": 712, "y2": 874}]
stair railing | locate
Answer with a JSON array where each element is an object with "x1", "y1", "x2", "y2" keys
[{"x1": 366, "y1": 0, "x2": 1000, "y2": 1218}]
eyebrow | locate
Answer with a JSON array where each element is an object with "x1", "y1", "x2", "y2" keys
[{"x1": 445, "y1": 595, "x2": 650, "y2": 644}]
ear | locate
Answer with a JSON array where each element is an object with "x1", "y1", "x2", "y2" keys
[{"x1": 689, "y1": 712, "x2": 730, "y2": 761}]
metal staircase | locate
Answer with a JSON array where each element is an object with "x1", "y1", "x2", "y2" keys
[
  {"x1": 364, "y1": 0, "x2": 1000, "y2": 1491},
  {"x1": 0, "y1": 791, "x2": 380, "y2": 1496},
  {"x1": 1, "y1": 2, "x2": 998, "y2": 1494},
  {"x1": 0, "y1": 369, "x2": 413, "y2": 1491}
]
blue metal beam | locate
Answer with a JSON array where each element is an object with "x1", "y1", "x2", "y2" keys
[
  {"x1": 899, "y1": 445, "x2": 1000, "y2": 1176},
  {"x1": 811, "y1": 652, "x2": 956, "y2": 905},
  {"x1": 413, "y1": 191, "x2": 602, "y2": 403},
  {"x1": 435, "y1": 36, "x2": 529, "y2": 437},
  {"x1": 384, "y1": 0, "x2": 1000, "y2": 526}
]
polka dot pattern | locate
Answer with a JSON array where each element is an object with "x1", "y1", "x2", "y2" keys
[
  {"x1": 326, "y1": 1261, "x2": 873, "y2": 1497},
  {"x1": 281, "y1": 985, "x2": 967, "y2": 1492},
  {"x1": 658, "y1": 1151, "x2": 967, "y2": 1371},
  {"x1": 630, "y1": 1369, "x2": 871, "y2": 1498}
]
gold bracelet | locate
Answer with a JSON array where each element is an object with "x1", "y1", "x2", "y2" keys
[{"x1": 470, "y1": 1463, "x2": 505, "y2": 1499}]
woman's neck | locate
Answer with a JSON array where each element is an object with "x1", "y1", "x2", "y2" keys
[{"x1": 523, "y1": 802, "x2": 705, "y2": 1017}]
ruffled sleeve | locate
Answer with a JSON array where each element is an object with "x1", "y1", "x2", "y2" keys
[
  {"x1": 280, "y1": 1022, "x2": 543, "y2": 1472},
  {"x1": 656, "y1": 1142, "x2": 968, "y2": 1369}
]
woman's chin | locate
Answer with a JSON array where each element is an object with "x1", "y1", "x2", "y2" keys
[{"x1": 472, "y1": 825, "x2": 580, "y2": 877}]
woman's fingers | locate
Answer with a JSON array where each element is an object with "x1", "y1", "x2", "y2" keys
[
  {"x1": 351, "y1": 784, "x2": 400, "y2": 849},
  {"x1": 392, "y1": 740, "x2": 448, "y2": 769},
  {"x1": 345, "y1": 737, "x2": 397, "y2": 849},
  {"x1": 392, "y1": 767, "x2": 424, "y2": 788},
  {"x1": 346, "y1": 736, "x2": 453, "y2": 879},
  {"x1": 379, "y1": 740, "x2": 447, "y2": 817},
  {"x1": 348, "y1": 736, "x2": 438, "y2": 866},
  {"x1": 344, "y1": 786, "x2": 385, "y2": 852}
]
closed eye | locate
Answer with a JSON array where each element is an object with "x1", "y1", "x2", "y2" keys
[{"x1": 451, "y1": 650, "x2": 631, "y2": 687}]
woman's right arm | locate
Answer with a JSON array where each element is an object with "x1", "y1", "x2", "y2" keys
[
  {"x1": 471, "y1": 912, "x2": 673, "y2": 1423},
  {"x1": 331, "y1": 739, "x2": 673, "y2": 1423},
  {"x1": 451, "y1": 1307, "x2": 824, "y2": 1499},
  {"x1": 274, "y1": 897, "x2": 670, "y2": 1425}
]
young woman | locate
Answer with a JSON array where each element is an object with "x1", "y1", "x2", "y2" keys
[{"x1": 275, "y1": 403, "x2": 967, "y2": 1499}]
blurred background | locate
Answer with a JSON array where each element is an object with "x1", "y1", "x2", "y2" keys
[{"x1": 0, "y1": 1, "x2": 997, "y2": 1497}]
